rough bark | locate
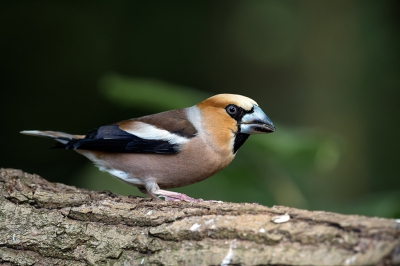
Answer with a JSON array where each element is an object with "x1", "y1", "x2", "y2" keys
[{"x1": 0, "y1": 168, "x2": 399, "y2": 266}]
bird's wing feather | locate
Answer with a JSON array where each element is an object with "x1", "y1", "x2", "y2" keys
[
  {"x1": 60, "y1": 124, "x2": 179, "y2": 154},
  {"x1": 122, "y1": 108, "x2": 198, "y2": 139},
  {"x1": 62, "y1": 109, "x2": 196, "y2": 154}
]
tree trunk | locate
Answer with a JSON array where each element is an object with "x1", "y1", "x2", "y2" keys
[{"x1": 0, "y1": 168, "x2": 399, "y2": 266}]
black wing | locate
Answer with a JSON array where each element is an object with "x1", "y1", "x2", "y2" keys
[{"x1": 54, "y1": 124, "x2": 179, "y2": 154}]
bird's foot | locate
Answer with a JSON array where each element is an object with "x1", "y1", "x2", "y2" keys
[{"x1": 155, "y1": 189, "x2": 204, "y2": 202}]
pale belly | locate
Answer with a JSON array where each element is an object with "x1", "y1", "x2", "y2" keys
[{"x1": 77, "y1": 140, "x2": 235, "y2": 189}]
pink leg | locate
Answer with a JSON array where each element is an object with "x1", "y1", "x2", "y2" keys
[
  {"x1": 142, "y1": 181, "x2": 218, "y2": 202},
  {"x1": 154, "y1": 189, "x2": 204, "y2": 202}
]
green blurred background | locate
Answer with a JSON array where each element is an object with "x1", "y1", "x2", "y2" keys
[{"x1": 1, "y1": 1, "x2": 399, "y2": 218}]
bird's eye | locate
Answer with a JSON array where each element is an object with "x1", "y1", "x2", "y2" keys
[{"x1": 226, "y1": 105, "x2": 238, "y2": 115}]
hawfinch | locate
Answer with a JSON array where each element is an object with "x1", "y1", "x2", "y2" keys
[{"x1": 21, "y1": 94, "x2": 275, "y2": 201}]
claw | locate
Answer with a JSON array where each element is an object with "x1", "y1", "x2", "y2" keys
[
  {"x1": 159, "y1": 193, "x2": 203, "y2": 202},
  {"x1": 154, "y1": 189, "x2": 204, "y2": 202}
]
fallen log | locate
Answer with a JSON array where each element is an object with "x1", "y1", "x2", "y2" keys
[{"x1": 0, "y1": 168, "x2": 398, "y2": 265}]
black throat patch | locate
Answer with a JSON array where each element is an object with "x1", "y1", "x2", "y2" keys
[{"x1": 233, "y1": 133, "x2": 250, "y2": 154}]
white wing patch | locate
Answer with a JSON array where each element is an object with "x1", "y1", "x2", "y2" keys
[
  {"x1": 122, "y1": 121, "x2": 189, "y2": 145},
  {"x1": 186, "y1": 106, "x2": 203, "y2": 135}
]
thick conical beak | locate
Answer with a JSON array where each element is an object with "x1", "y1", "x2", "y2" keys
[{"x1": 240, "y1": 105, "x2": 275, "y2": 134}]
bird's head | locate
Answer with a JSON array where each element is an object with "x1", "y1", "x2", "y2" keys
[{"x1": 196, "y1": 94, "x2": 275, "y2": 153}]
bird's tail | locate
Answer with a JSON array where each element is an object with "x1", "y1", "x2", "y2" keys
[{"x1": 20, "y1": 130, "x2": 84, "y2": 146}]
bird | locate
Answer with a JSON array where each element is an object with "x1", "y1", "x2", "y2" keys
[{"x1": 21, "y1": 94, "x2": 275, "y2": 202}]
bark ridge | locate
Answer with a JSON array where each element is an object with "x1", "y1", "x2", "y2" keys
[{"x1": 0, "y1": 168, "x2": 399, "y2": 265}]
